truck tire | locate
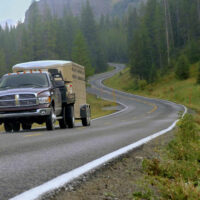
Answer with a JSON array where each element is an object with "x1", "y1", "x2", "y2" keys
[
  {"x1": 59, "y1": 106, "x2": 67, "y2": 129},
  {"x1": 46, "y1": 107, "x2": 56, "y2": 130},
  {"x1": 4, "y1": 122, "x2": 12, "y2": 133},
  {"x1": 22, "y1": 123, "x2": 32, "y2": 130},
  {"x1": 82, "y1": 109, "x2": 91, "y2": 127},
  {"x1": 66, "y1": 105, "x2": 75, "y2": 128},
  {"x1": 13, "y1": 122, "x2": 20, "y2": 132}
]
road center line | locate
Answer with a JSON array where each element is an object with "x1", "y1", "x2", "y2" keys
[{"x1": 23, "y1": 133, "x2": 42, "y2": 138}]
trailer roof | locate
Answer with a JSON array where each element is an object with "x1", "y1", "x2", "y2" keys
[{"x1": 12, "y1": 60, "x2": 72, "y2": 71}]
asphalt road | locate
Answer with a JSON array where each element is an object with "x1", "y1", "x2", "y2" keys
[{"x1": 0, "y1": 64, "x2": 184, "y2": 200}]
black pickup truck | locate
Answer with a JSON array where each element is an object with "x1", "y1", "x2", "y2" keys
[{"x1": 0, "y1": 71, "x2": 76, "y2": 132}]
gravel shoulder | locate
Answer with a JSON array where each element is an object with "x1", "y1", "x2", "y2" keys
[{"x1": 48, "y1": 130, "x2": 174, "y2": 200}]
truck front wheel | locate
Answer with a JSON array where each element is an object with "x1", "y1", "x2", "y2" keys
[
  {"x1": 66, "y1": 105, "x2": 75, "y2": 128},
  {"x1": 46, "y1": 107, "x2": 56, "y2": 130},
  {"x1": 59, "y1": 106, "x2": 67, "y2": 129},
  {"x1": 4, "y1": 122, "x2": 12, "y2": 133}
]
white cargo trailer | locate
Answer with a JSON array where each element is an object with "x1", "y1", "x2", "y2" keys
[{"x1": 13, "y1": 60, "x2": 91, "y2": 127}]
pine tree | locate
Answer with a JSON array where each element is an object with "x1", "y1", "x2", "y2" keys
[
  {"x1": 196, "y1": 63, "x2": 200, "y2": 84},
  {"x1": 19, "y1": 26, "x2": 34, "y2": 62},
  {"x1": 72, "y1": 31, "x2": 94, "y2": 77},
  {"x1": 40, "y1": 5, "x2": 58, "y2": 59},
  {"x1": 0, "y1": 49, "x2": 6, "y2": 75},
  {"x1": 27, "y1": 0, "x2": 43, "y2": 60},
  {"x1": 60, "y1": 8, "x2": 78, "y2": 59},
  {"x1": 80, "y1": 0, "x2": 107, "y2": 72},
  {"x1": 175, "y1": 54, "x2": 190, "y2": 80},
  {"x1": 130, "y1": 24, "x2": 151, "y2": 81}
]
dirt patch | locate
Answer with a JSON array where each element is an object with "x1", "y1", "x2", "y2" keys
[{"x1": 44, "y1": 131, "x2": 175, "y2": 200}]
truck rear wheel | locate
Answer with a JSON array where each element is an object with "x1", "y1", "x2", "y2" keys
[
  {"x1": 13, "y1": 122, "x2": 20, "y2": 132},
  {"x1": 66, "y1": 105, "x2": 75, "y2": 128},
  {"x1": 46, "y1": 107, "x2": 56, "y2": 130},
  {"x1": 4, "y1": 122, "x2": 12, "y2": 133},
  {"x1": 59, "y1": 106, "x2": 67, "y2": 129},
  {"x1": 22, "y1": 123, "x2": 32, "y2": 130}
]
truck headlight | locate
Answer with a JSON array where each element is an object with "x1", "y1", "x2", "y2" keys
[{"x1": 38, "y1": 97, "x2": 51, "y2": 104}]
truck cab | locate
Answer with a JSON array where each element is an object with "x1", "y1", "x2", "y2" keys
[{"x1": 0, "y1": 71, "x2": 63, "y2": 132}]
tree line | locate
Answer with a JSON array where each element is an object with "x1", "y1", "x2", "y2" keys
[
  {"x1": 0, "y1": 0, "x2": 199, "y2": 82},
  {"x1": 0, "y1": 0, "x2": 127, "y2": 77},
  {"x1": 129, "y1": 0, "x2": 200, "y2": 84}
]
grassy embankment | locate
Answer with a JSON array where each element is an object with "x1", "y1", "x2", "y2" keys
[{"x1": 104, "y1": 64, "x2": 200, "y2": 199}]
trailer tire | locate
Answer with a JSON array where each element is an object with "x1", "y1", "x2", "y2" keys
[
  {"x1": 82, "y1": 109, "x2": 91, "y2": 127},
  {"x1": 46, "y1": 107, "x2": 56, "y2": 130},
  {"x1": 66, "y1": 105, "x2": 75, "y2": 128},
  {"x1": 4, "y1": 122, "x2": 12, "y2": 133},
  {"x1": 59, "y1": 106, "x2": 67, "y2": 129}
]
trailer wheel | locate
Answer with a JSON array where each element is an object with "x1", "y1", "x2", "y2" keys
[
  {"x1": 22, "y1": 123, "x2": 32, "y2": 130},
  {"x1": 13, "y1": 122, "x2": 20, "y2": 132},
  {"x1": 4, "y1": 122, "x2": 12, "y2": 133},
  {"x1": 66, "y1": 105, "x2": 75, "y2": 128},
  {"x1": 82, "y1": 108, "x2": 91, "y2": 127},
  {"x1": 46, "y1": 107, "x2": 56, "y2": 130},
  {"x1": 59, "y1": 106, "x2": 67, "y2": 129}
]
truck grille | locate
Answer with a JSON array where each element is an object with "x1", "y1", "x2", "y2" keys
[
  {"x1": 20, "y1": 94, "x2": 35, "y2": 99},
  {"x1": 0, "y1": 94, "x2": 37, "y2": 108},
  {"x1": 0, "y1": 101, "x2": 16, "y2": 107},
  {"x1": 0, "y1": 95, "x2": 15, "y2": 101}
]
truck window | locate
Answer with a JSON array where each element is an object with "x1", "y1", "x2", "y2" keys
[{"x1": 0, "y1": 74, "x2": 49, "y2": 89}]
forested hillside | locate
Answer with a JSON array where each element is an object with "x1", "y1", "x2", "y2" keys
[
  {"x1": 0, "y1": 0, "x2": 199, "y2": 80},
  {"x1": 0, "y1": 0, "x2": 129, "y2": 76},
  {"x1": 129, "y1": 0, "x2": 200, "y2": 84}
]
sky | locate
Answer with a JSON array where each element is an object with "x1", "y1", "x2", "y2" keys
[{"x1": 0, "y1": 0, "x2": 34, "y2": 22}]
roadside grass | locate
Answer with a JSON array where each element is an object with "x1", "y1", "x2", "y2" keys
[
  {"x1": 87, "y1": 93, "x2": 117, "y2": 119},
  {"x1": 104, "y1": 67, "x2": 135, "y2": 93},
  {"x1": 139, "y1": 114, "x2": 200, "y2": 199},
  {"x1": 107, "y1": 65, "x2": 115, "y2": 72},
  {"x1": 105, "y1": 63, "x2": 200, "y2": 199}
]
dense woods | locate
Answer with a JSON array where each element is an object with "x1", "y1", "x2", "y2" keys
[
  {"x1": 0, "y1": 0, "x2": 199, "y2": 81},
  {"x1": 129, "y1": 0, "x2": 200, "y2": 83}
]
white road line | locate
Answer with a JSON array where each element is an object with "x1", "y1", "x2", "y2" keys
[{"x1": 11, "y1": 106, "x2": 187, "y2": 200}]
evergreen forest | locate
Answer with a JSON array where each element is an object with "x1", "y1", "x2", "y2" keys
[{"x1": 0, "y1": 0, "x2": 199, "y2": 81}]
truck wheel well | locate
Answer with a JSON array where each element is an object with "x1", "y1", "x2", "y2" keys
[{"x1": 51, "y1": 101, "x2": 55, "y2": 109}]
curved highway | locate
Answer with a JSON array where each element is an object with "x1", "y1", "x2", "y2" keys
[{"x1": 0, "y1": 64, "x2": 184, "y2": 200}]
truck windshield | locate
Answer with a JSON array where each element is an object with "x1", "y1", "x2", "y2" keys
[{"x1": 0, "y1": 73, "x2": 49, "y2": 89}]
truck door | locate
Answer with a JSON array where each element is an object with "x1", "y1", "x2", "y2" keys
[{"x1": 50, "y1": 76, "x2": 62, "y2": 115}]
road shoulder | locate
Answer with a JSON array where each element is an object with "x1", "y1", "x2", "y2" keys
[{"x1": 48, "y1": 130, "x2": 174, "y2": 200}]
